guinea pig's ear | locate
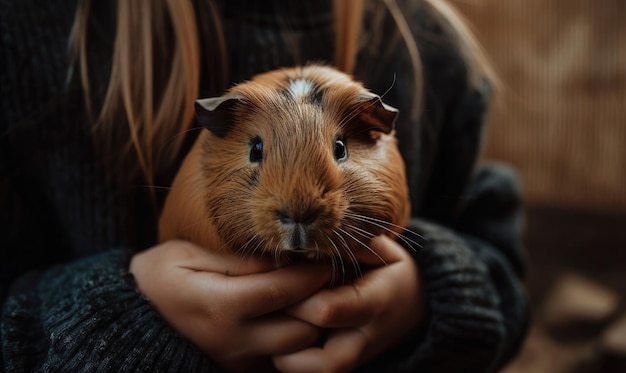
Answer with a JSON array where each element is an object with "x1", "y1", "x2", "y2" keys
[
  {"x1": 355, "y1": 92, "x2": 399, "y2": 134},
  {"x1": 195, "y1": 95, "x2": 242, "y2": 137}
]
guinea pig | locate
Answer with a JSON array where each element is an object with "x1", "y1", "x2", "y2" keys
[{"x1": 159, "y1": 65, "x2": 410, "y2": 262}]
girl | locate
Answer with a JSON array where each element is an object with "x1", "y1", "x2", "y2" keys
[{"x1": 0, "y1": 0, "x2": 528, "y2": 371}]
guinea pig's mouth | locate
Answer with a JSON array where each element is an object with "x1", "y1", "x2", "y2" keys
[
  {"x1": 281, "y1": 236, "x2": 332, "y2": 260},
  {"x1": 280, "y1": 246, "x2": 326, "y2": 263},
  {"x1": 281, "y1": 242, "x2": 318, "y2": 256},
  {"x1": 286, "y1": 247, "x2": 318, "y2": 259}
]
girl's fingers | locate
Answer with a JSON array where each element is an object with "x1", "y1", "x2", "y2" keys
[
  {"x1": 286, "y1": 259, "x2": 412, "y2": 328},
  {"x1": 245, "y1": 315, "x2": 322, "y2": 356},
  {"x1": 285, "y1": 235, "x2": 416, "y2": 328},
  {"x1": 354, "y1": 234, "x2": 409, "y2": 264},
  {"x1": 226, "y1": 262, "x2": 334, "y2": 317},
  {"x1": 130, "y1": 240, "x2": 341, "y2": 371},
  {"x1": 146, "y1": 240, "x2": 333, "y2": 317},
  {"x1": 166, "y1": 239, "x2": 278, "y2": 275},
  {"x1": 284, "y1": 273, "x2": 378, "y2": 328},
  {"x1": 272, "y1": 236, "x2": 425, "y2": 372},
  {"x1": 273, "y1": 329, "x2": 368, "y2": 373}
]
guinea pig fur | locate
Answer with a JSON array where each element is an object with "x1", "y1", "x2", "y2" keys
[{"x1": 159, "y1": 65, "x2": 410, "y2": 261}]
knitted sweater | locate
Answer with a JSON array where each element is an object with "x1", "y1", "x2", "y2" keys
[{"x1": 0, "y1": 0, "x2": 529, "y2": 372}]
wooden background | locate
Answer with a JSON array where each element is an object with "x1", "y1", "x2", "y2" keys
[
  {"x1": 446, "y1": 1, "x2": 626, "y2": 371},
  {"x1": 450, "y1": 0, "x2": 626, "y2": 213}
]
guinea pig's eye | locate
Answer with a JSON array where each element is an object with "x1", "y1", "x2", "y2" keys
[
  {"x1": 249, "y1": 136, "x2": 263, "y2": 163},
  {"x1": 334, "y1": 137, "x2": 347, "y2": 162}
]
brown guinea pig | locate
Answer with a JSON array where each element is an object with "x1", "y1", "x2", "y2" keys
[{"x1": 159, "y1": 65, "x2": 410, "y2": 261}]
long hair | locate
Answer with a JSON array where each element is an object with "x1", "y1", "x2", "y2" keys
[
  {"x1": 70, "y1": 0, "x2": 211, "y2": 187},
  {"x1": 69, "y1": 0, "x2": 489, "y2": 186},
  {"x1": 333, "y1": 0, "x2": 363, "y2": 74}
]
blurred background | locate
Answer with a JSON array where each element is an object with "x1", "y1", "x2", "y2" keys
[{"x1": 448, "y1": 0, "x2": 626, "y2": 372}]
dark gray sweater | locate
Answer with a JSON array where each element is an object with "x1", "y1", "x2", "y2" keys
[{"x1": 0, "y1": 0, "x2": 529, "y2": 371}]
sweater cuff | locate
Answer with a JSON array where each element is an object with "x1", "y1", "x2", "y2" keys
[{"x1": 2, "y1": 250, "x2": 216, "y2": 372}]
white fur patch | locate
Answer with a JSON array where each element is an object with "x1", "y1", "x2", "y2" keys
[{"x1": 287, "y1": 79, "x2": 315, "y2": 99}]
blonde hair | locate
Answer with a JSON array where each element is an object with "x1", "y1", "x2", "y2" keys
[
  {"x1": 333, "y1": 0, "x2": 363, "y2": 74},
  {"x1": 70, "y1": 0, "x2": 489, "y2": 185},
  {"x1": 70, "y1": 0, "x2": 208, "y2": 187}
]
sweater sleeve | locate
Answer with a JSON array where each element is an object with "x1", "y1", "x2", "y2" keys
[{"x1": 1, "y1": 250, "x2": 218, "y2": 373}]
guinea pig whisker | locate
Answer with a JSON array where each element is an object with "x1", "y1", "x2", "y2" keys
[
  {"x1": 313, "y1": 240, "x2": 324, "y2": 262},
  {"x1": 246, "y1": 238, "x2": 277, "y2": 264},
  {"x1": 331, "y1": 229, "x2": 352, "y2": 277},
  {"x1": 249, "y1": 239, "x2": 266, "y2": 260},
  {"x1": 337, "y1": 75, "x2": 398, "y2": 133},
  {"x1": 326, "y1": 234, "x2": 345, "y2": 286},
  {"x1": 345, "y1": 224, "x2": 376, "y2": 240},
  {"x1": 338, "y1": 104, "x2": 369, "y2": 130},
  {"x1": 234, "y1": 234, "x2": 259, "y2": 261},
  {"x1": 359, "y1": 215, "x2": 425, "y2": 242},
  {"x1": 337, "y1": 227, "x2": 387, "y2": 266},
  {"x1": 342, "y1": 239, "x2": 364, "y2": 282},
  {"x1": 157, "y1": 126, "x2": 204, "y2": 157},
  {"x1": 326, "y1": 236, "x2": 338, "y2": 288},
  {"x1": 379, "y1": 73, "x2": 397, "y2": 100},
  {"x1": 216, "y1": 233, "x2": 247, "y2": 253},
  {"x1": 344, "y1": 212, "x2": 423, "y2": 252},
  {"x1": 235, "y1": 233, "x2": 266, "y2": 262},
  {"x1": 135, "y1": 185, "x2": 171, "y2": 191},
  {"x1": 332, "y1": 230, "x2": 362, "y2": 284},
  {"x1": 354, "y1": 212, "x2": 422, "y2": 239},
  {"x1": 176, "y1": 210, "x2": 244, "y2": 234},
  {"x1": 343, "y1": 224, "x2": 374, "y2": 280},
  {"x1": 272, "y1": 244, "x2": 283, "y2": 266},
  {"x1": 333, "y1": 229, "x2": 350, "y2": 252},
  {"x1": 336, "y1": 91, "x2": 382, "y2": 129}
]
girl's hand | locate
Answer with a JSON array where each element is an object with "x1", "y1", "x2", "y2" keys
[
  {"x1": 273, "y1": 235, "x2": 427, "y2": 373},
  {"x1": 130, "y1": 240, "x2": 332, "y2": 372}
]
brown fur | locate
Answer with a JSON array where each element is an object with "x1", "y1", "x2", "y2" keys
[{"x1": 159, "y1": 65, "x2": 410, "y2": 260}]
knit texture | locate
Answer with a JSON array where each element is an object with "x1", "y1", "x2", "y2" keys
[
  {"x1": 2, "y1": 250, "x2": 214, "y2": 372},
  {"x1": 1, "y1": 0, "x2": 529, "y2": 372}
]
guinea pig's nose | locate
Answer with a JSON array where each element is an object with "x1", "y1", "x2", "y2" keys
[{"x1": 276, "y1": 209, "x2": 319, "y2": 226}]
